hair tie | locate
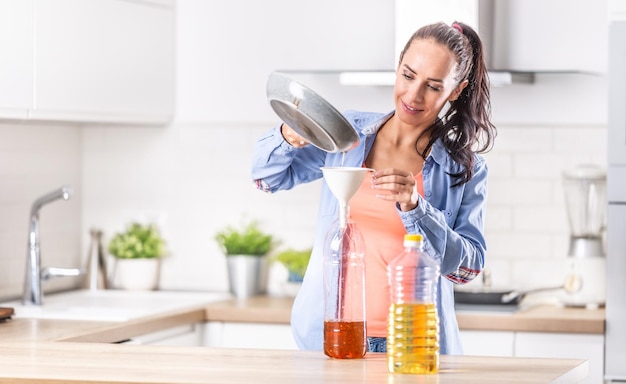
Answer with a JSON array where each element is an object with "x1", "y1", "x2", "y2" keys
[{"x1": 451, "y1": 23, "x2": 463, "y2": 34}]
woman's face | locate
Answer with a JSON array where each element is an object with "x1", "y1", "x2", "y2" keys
[{"x1": 394, "y1": 38, "x2": 466, "y2": 128}]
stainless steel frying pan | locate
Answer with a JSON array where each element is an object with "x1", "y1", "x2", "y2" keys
[
  {"x1": 266, "y1": 72, "x2": 359, "y2": 153},
  {"x1": 454, "y1": 275, "x2": 582, "y2": 306}
]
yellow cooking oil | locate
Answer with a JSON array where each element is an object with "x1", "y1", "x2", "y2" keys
[{"x1": 387, "y1": 302, "x2": 440, "y2": 374}]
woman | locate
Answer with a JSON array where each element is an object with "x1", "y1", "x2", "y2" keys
[{"x1": 251, "y1": 21, "x2": 496, "y2": 354}]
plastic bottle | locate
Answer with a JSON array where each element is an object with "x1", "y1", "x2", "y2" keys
[
  {"x1": 322, "y1": 211, "x2": 367, "y2": 359},
  {"x1": 387, "y1": 234, "x2": 440, "y2": 374}
]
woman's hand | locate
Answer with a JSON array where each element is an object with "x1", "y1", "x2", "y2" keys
[
  {"x1": 280, "y1": 124, "x2": 309, "y2": 148},
  {"x1": 371, "y1": 168, "x2": 419, "y2": 212}
]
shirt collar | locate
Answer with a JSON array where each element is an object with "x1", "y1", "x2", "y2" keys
[{"x1": 362, "y1": 111, "x2": 394, "y2": 135}]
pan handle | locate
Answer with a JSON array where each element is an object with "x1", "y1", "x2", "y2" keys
[
  {"x1": 501, "y1": 291, "x2": 522, "y2": 304},
  {"x1": 501, "y1": 285, "x2": 565, "y2": 304}
]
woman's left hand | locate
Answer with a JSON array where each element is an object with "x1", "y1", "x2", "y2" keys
[{"x1": 371, "y1": 168, "x2": 419, "y2": 212}]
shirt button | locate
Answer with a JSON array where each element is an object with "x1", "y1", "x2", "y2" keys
[{"x1": 425, "y1": 191, "x2": 432, "y2": 197}]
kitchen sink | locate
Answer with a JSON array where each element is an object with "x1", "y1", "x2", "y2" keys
[{"x1": 0, "y1": 289, "x2": 232, "y2": 322}]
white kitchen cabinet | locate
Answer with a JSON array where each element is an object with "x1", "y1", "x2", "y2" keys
[
  {"x1": 204, "y1": 0, "x2": 394, "y2": 73},
  {"x1": 491, "y1": 0, "x2": 608, "y2": 73},
  {"x1": 515, "y1": 332, "x2": 604, "y2": 384},
  {"x1": 202, "y1": 322, "x2": 298, "y2": 350},
  {"x1": 0, "y1": 0, "x2": 33, "y2": 119},
  {"x1": 459, "y1": 330, "x2": 515, "y2": 357},
  {"x1": 0, "y1": 0, "x2": 174, "y2": 124},
  {"x1": 460, "y1": 329, "x2": 604, "y2": 383},
  {"x1": 31, "y1": 0, "x2": 174, "y2": 124}
]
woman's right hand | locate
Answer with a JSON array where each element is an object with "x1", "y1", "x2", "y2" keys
[
  {"x1": 371, "y1": 168, "x2": 419, "y2": 212},
  {"x1": 280, "y1": 124, "x2": 309, "y2": 148}
]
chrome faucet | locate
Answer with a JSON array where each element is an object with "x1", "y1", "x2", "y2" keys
[{"x1": 22, "y1": 186, "x2": 82, "y2": 306}]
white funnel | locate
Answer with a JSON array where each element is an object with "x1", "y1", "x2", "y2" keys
[{"x1": 321, "y1": 167, "x2": 374, "y2": 228}]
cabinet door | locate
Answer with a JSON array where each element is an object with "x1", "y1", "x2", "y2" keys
[
  {"x1": 608, "y1": 21, "x2": 626, "y2": 166},
  {"x1": 459, "y1": 330, "x2": 515, "y2": 357},
  {"x1": 32, "y1": 0, "x2": 174, "y2": 124},
  {"x1": 492, "y1": 0, "x2": 608, "y2": 73},
  {"x1": 203, "y1": 322, "x2": 298, "y2": 350},
  {"x1": 605, "y1": 204, "x2": 626, "y2": 380},
  {"x1": 0, "y1": 0, "x2": 33, "y2": 119},
  {"x1": 515, "y1": 332, "x2": 604, "y2": 384}
]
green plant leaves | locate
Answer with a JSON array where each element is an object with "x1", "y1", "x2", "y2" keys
[
  {"x1": 108, "y1": 222, "x2": 167, "y2": 259},
  {"x1": 273, "y1": 248, "x2": 312, "y2": 278},
  {"x1": 214, "y1": 221, "x2": 274, "y2": 256}
]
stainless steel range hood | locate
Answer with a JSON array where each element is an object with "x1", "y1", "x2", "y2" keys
[
  {"x1": 339, "y1": 0, "x2": 605, "y2": 87},
  {"x1": 338, "y1": 0, "x2": 534, "y2": 87}
]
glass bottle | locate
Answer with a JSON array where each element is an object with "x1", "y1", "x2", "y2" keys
[
  {"x1": 387, "y1": 234, "x2": 440, "y2": 374},
  {"x1": 323, "y1": 209, "x2": 367, "y2": 359}
]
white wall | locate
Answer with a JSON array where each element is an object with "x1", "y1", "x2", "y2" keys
[{"x1": 0, "y1": 0, "x2": 608, "y2": 300}]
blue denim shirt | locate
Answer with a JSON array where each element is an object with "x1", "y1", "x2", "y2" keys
[{"x1": 251, "y1": 110, "x2": 488, "y2": 355}]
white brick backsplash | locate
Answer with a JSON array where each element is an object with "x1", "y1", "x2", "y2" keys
[
  {"x1": 485, "y1": 232, "x2": 554, "y2": 259},
  {"x1": 480, "y1": 259, "x2": 514, "y2": 289},
  {"x1": 484, "y1": 206, "x2": 513, "y2": 232},
  {"x1": 510, "y1": 258, "x2": 572, "y2": 289},
  {"x1": 482, "y1": 152, "x2": 513, "y2": 178},
  {"x1": 487, "y1": 179, "x2": 554, "y2": 205},
  {"x1": 513, "y1": 206, "x2": 569, "y2": 233},
  {"x1": 553, "y1": 127, "x2": 607, "y2": 153},
  {"x1": 491, "y1": 127, "x2": 553, "y2": 153},
  {"x1": 514, "y1": 153, "x2": 563, "y2": 179}
]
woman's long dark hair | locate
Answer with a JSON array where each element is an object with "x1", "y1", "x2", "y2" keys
[{"x1": 399, "y1": 21, "x2": 497, "y2": 186}]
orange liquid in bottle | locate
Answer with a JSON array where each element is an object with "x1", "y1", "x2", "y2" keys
[{"x1": 323, "y1": 320, "x2": 366, "y2": 359}]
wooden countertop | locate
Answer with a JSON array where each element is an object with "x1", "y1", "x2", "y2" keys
[
  {"x1": 457, "y1": 304, "x2": 605, "y2": 334},
  {"x1": 0, "y1": 341, "x2": 587, "y2": 383},
  {"x1": 0, "y1": 293, "x2": 600, "y2": 383},
  {"x1": 204, "y1": 296, "x2": 606, "y2": 334}
]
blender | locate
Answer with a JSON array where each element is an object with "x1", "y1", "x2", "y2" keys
[{"x1": 562, "y1": 164, "x2": 607, "y2": 308}]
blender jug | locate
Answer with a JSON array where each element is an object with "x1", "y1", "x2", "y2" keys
[
  {"x1": 562, "y1": 165, "x2": 607, "y2": 308},
  {"x1": 563, "y1": 165, "x2": 607, "y2": 258}
]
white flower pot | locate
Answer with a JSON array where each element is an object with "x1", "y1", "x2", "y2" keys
[{"x1": 112, "y1": 258, "x2": 161, "y2": 291}]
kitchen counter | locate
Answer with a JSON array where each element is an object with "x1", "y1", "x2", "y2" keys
[
  {"x1": 0, "y1": 340, "x2": 587, "y2": 383},
  {"x1": 0, "y1": 293, "x2": 599, "y2": 383},
  {"x1": 204, "y1": 296, "x2": 606, "y2": 334},
  {"x1": 457, "y1": 304, "x2": 605, "y2": 334}
]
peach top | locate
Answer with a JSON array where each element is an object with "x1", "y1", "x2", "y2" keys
[{"x1": 349, "y1": 170, "x2": 424, "y2": 337}]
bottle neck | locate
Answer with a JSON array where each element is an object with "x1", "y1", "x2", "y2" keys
[{"x1": 403, "y1": 241, "x2": 423, "y2": 251}]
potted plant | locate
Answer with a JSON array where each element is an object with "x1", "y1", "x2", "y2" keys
[
  {"x1": 215, "y1": 220, "x2": 275, "y2": 299},
  {"x1": 108, "y1": 222, "x2": 167, "y2": 291},
  {"x1": 273, "y1": 248, "x2": 312, "y2": 283},
  {"x1": 272, "y1": 247, "x2": 311, "y2": 297}
]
